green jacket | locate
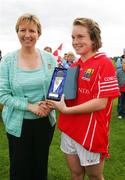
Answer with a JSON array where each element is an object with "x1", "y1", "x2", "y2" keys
[{"x1": 0, "y1": 49, "x2": 56, "y2": 137}]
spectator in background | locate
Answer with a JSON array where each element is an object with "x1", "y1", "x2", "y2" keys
[
  {"x1": 116, "y1": 48, "x2": 125, "y2": 69},
  {"x1": 0, "y1": 13, "x2": 56, "y2": 180},
  {"x1": 44, "y1": 46, "x2": 52, "y2": 53},
  {"x1": 58, "y1": 53, "x2": 67, "y2": 68},
  {"x1": 117, "y1": 55, "x2": 125, "y2": 119},
  {"x1": 116, "y1": 56, "x2": 122, "y2": 69},
  {"x1": 116, "y1": 48, "x2": 125, "y2": 119},
  {"x1": 60, "y1": 51, "x2": 75, "y2": 68},
  {"x1": 63, "y1": 53, "x2": 68, "y2": 61}
]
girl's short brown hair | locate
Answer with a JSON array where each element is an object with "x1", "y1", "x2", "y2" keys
[{"x1": 73, "y1": 18, "x2": 102, "y2": 51}]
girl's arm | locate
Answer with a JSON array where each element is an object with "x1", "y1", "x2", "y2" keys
[{"x1": 47, "y1": 95, "x2": 108, "y2": 114}]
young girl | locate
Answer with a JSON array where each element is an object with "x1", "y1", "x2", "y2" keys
[{"x1": 48, "y1": 18, "x2": 120, "y2": 180}]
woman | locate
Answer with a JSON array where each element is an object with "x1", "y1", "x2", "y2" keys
[
  {"x1": 0, "y1": 13, "x2": 56, "y2": 180},
  {"x1": 48, "y1": 18, "x2": 120, "y2": 180}
]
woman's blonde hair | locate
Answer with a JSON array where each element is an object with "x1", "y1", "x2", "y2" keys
[
  {"x1": 73, "y1": 18, "x2": 102, "y2": 51},
  {"x1": 15, "y1": 13, "x2": 42, "y2": 36}
]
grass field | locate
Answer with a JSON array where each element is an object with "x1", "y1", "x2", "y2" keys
[{"x1": 0, "y1": 101, "x2": 125, "y2": 180}]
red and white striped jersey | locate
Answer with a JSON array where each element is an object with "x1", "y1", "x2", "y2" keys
[{"x1": 58, "y1": 53, "x2": 120, "y2": 158}]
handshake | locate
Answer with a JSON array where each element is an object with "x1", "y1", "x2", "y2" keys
[{"x1": 27, "y1": 100, "x2": 55, "y2": 117}]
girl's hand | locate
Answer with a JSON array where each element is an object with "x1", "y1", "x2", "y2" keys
[{"x1": 46, "y1": 95, "x2": 68, "y2": 113}]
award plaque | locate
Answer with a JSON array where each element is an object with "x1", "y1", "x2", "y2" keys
[
  {"x1": 47, "y1": 67, "x2": 67, "y2": 101},
  {"x1": 47, "y1": 66, "x2": 79, "y2": 101}
]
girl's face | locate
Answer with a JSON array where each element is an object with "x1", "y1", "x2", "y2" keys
[
  {"x1": 72, "y1": 25, "x2": 94, "y2": 58},
  {"x1": 17, "y1": 21, "x2": 39, "y2": 48}
]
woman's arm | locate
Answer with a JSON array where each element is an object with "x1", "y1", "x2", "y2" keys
[{"x1": 0, "y1": 59, "x2": 28, "y2": 110}]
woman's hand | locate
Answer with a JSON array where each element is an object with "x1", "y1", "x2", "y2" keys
[
  {"x1": 38, "y1": 101, "x2": 52, "y2": 115},
  {"x1": 27, "y1": 101, "x2": 51, "y2": 117}
]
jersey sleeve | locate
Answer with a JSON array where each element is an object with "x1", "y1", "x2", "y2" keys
[{"x1": 93, "y1": 58, "x2": 120, "y2": 99}]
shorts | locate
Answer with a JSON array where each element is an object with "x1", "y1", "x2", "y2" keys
[{"x1": 60, "y1": 132, "x2": 100, "y2": 166}]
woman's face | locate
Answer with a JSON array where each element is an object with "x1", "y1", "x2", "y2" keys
[
  {"x1": 72, "y1": 25, "x2": 94, "y2": 57},
  {"x1": 17, "y1": 21, "x2": 39, "y2": 48}
]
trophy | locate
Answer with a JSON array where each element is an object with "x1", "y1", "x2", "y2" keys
[{"x1": 47, "y1": 67, "x2": 67, "y2": 101}]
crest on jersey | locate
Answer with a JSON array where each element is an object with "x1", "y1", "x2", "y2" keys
[{"x1": 82, "y1": 68, "x2": 94, "y2": 81}]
